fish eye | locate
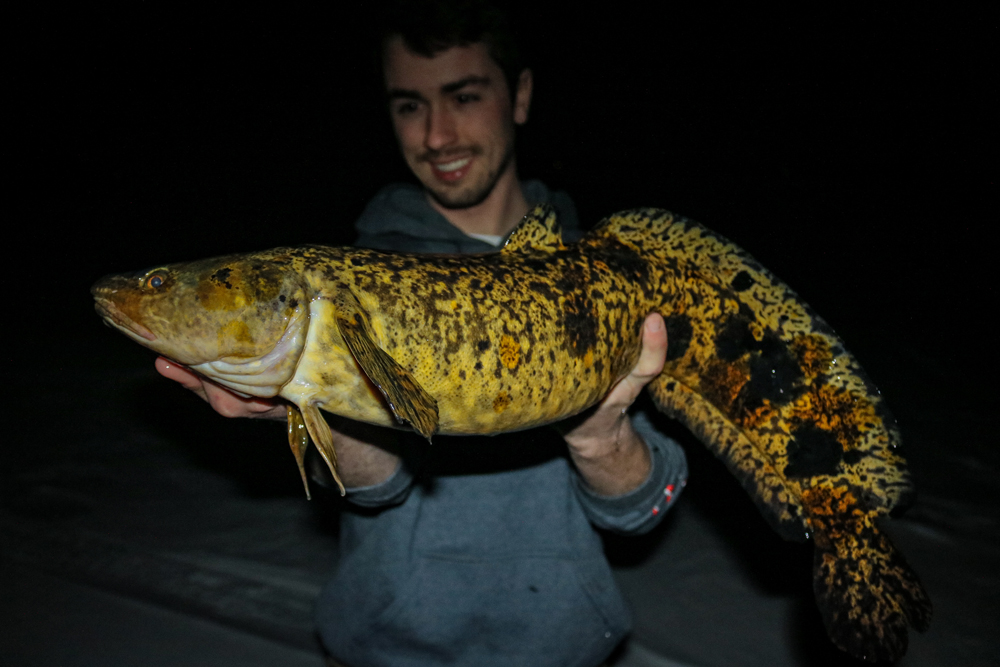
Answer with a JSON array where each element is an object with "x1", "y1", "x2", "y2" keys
[{"x1": 145, "y1": 273, "x2": 166, "y2": 289}]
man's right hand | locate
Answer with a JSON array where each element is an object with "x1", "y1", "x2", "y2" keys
[
  {"x1": 154, "y1": 356, "x2": 287, "y2": 420},
  {"x1": 155, "y1": 357, "x2": 402, "y2": 489}
]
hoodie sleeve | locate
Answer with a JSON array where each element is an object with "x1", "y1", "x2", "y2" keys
[
  {"x1": 571, "y1": 411, "x2": 688, "y2": 534},
  {"x1": 343, "y1": 461, "x2": 415, "y2": 508}
]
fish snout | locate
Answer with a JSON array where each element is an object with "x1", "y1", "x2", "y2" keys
[{"x1": 92, "y1": 294, "x2": 157, "y2": 342}]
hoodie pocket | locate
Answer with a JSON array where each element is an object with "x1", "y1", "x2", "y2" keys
[{"x1": 367, "y1": 553, "x2": 628, "y2": 666}]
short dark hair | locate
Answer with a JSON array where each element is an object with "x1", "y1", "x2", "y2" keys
[{"x1": 378, "y1": 0, "x2": 526, "y2": 97}]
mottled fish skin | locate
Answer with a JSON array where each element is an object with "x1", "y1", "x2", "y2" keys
[
  {"x1": 279, "y1": 209, "x2": 649, "y2": 437},
  {"x1": 91, "y1": 204, "x2": 930, "y2": 662},
  {"x1": 602, "y1": 209, "x2": 931, "y2": 662}
]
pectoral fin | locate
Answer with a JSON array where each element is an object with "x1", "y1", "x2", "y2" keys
[{"x1": 333, "y1": 293, "x2": 439, "y2": 440}]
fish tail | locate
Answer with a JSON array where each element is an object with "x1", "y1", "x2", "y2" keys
[{"x1": 804, "y1": 485, "x2": 932, "y2": 663}]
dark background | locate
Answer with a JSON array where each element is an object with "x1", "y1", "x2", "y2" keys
[
  {"x1": 6, "y1": 3, "x2": 996, "y2": 665},
  {"x1": 12, "y1": 2, "x2": 994, "y2": 500}
]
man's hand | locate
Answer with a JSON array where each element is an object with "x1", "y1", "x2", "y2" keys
[
  {"x1": 561, "y1": 313, "x2": 668, "y2": 496},
  {"x1": 154, "y1": 357, "x2": 401, "y2": 488},
  {"x1": 154, "y1": 357, "x2": 287, "y2": 420}
]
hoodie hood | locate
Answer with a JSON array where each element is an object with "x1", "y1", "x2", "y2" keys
[{"x1": 354, "y1": 180, "x2": 581, "y2": 253}]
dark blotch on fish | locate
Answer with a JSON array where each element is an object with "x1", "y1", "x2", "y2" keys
[
  {"x1": 843, "y1": 449, "x2": 863, "y2": 465},
  {"x1": 716, "y1": 315, "x2": 757, "y2": 362},
  {"x1": 717, "y1": 316, "x2": 803, "y2": 410},
  {"x1": 528, "y1": 281, "x2": 557, "y2": 300},
  {"x1": 732, "y1": 270, "x2": 755, "y2": 292},
  {"x1": 744, "y1": 333, "x2": 803, "y2": 407},
  {"x1": 664, "y1": 314, "x2": 693, "y2": 361},
  {"x1": 785, "y1": 424, "x2": 844, "y2": 478},
  {"x1": 211, "y1": 267, "x2": 233, "y2": 289},
  {"x1": 561, "y1": 296, "x2": 598, "y2": 358}
]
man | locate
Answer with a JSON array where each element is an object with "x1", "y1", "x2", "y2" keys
[{"x1": 158, "y1": 2, "x2": 687, "y2": 665}]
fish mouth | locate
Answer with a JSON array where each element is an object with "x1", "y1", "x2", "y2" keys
[{"x1": 93, "y1": 298, "x2": 156, "y2": 341}]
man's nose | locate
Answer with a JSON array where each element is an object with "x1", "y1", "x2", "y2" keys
[{"x1": 425, "y1": 105, "x2": 457, "y2": 151}]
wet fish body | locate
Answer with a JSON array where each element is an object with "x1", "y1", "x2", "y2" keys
[{"x1": 92, "y1": 206, "x2": 931, "y2": 662}]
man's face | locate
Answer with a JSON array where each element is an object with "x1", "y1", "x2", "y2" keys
[{"x1": 383, "y1": 36, "x2": 530, "y2": 209}]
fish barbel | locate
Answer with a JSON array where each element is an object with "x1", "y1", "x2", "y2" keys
[{"x1": 92, "y1": 205, "x2": 931, "y2": 662}]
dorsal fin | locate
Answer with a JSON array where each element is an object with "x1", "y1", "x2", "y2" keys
[{"x1": 502, "y1": 204, "x2": 565, "y2": 254}]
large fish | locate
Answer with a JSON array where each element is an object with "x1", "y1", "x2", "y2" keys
[{"x1": 92, "y1": 205, "x2": 930, "y2": 662}]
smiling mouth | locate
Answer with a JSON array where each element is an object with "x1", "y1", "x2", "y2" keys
[
  {"x1": 428, "y1": 156, "x2": 472, "y2": 183},
  {"x1": 434, "y1": 157, "x2": 471, "y2": 172}
]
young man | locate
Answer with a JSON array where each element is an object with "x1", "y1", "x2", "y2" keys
[{"x1": 158, "y1": 3, "x2": 687, "y2": 665}]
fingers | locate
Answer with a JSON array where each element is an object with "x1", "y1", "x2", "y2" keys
[
  {"x1": 577, "y1": 312, "x2": 668, "y2": 419},
  {"x1": 154, "y1": 356, "x2": 284, "y2": 420},
  {"x1": 560, "y1": 314, "x2": 666, "y2": 458},
  {"x1": 631, "y1": 313, "x2": 668, "y2": 383},
  {"x1": 612, "y1": 313, "x2": 668, "y2": 402},
  {"x1": 155, "y1": 356, "x2": 208, "y2": 399},
  {"x1": 203, "y1": 382, "x2": 262, "y2": 418}
]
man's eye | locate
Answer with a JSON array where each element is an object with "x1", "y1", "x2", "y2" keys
[
  {"x1": 394, "y1": 101, "x2": 419, "y2": 115},
  {"x1": 455, "y1": 93, "x2": 479, "y2": 104}
]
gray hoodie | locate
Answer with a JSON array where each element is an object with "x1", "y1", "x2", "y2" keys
[{"x1": 315, "y1": 182, "x2": 687, "y2": 667}]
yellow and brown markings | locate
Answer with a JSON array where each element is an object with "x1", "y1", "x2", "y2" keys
[
  {"x1": 501, "y1": 204, "x2": 566, "y2": 254},
  {"x1": 276, "y1": 212, "x2": 652, "y2": 435},
  {"x1": 216, "y1": 320, "x2": 256, "y2": 358},
  {"x1": 594, "y1": 208, "x2": 926, "y2": 661},
  {"x1": 195, "y1": 260, "x2": 286, "y2": 312},
  {"x1": 91, "y1": 251, "x2": 309, "y2": 366},
  {"x1": 601, "y1": 209, "x2": 911, "y2": 489},
  {"x1": 499, "y1": 335, "x2": 521, "y2": 370},
  {"x1": 93, "y1": 204, "x2": 929, "y2": 663},
  {"x1": 330, "y1": 290, "x2": 439, "y2": 438},
  {"x1": 699, "y1": 358, "x2": 753, "y2": 420},
  {"x1": 648, "y1": 374, "x2": 808, "y2": 538},
  {"x1": 802, "y1": 484, "x2": 932, "y2": 661},
  {"x1": 492, "y1": 390, "x2": 512, "y2": 413}
]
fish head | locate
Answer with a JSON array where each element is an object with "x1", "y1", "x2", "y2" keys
[{"x1": 92, "y1": 250, "x2": 310, "y2": 395}]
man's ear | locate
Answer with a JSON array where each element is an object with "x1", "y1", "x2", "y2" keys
[{"x1": 513, "y1": 68, "x2": 533, "y2": 125}]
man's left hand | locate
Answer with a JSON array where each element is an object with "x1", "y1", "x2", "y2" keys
[{"x1": 561, "y1": 313, "x2": 667, "y2": 496}]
